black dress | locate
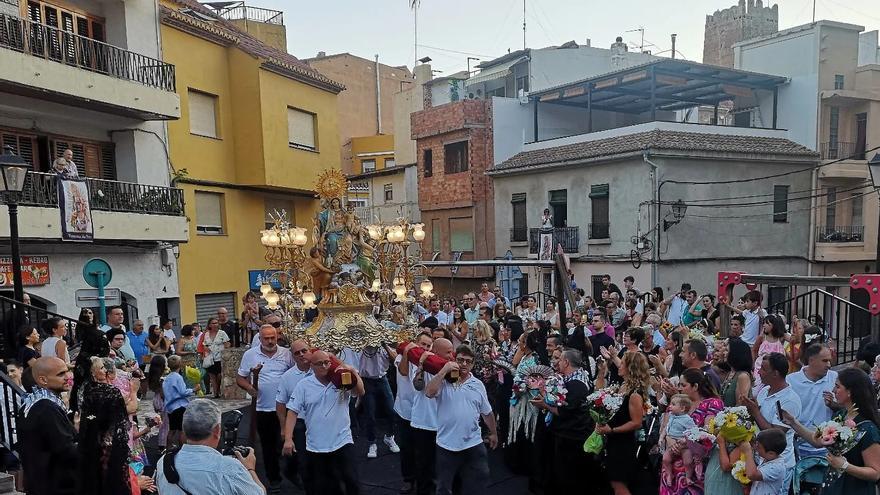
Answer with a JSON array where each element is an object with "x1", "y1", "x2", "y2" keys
[
  {"x1": 605, "y1": 392, "x2": 638, "y2": 482},
  {"x1": 70, "y1": 324, "x2": 110, "y2": 413}
]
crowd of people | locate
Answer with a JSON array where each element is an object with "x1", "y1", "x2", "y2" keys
[{"x1": 8, "y1": 273, "x2": 880, "y2": 495}]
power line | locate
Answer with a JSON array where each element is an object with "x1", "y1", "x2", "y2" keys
[
  {"x1": 661, "y1": 144, "x2": 880, "y2": 186},
  {"x1": 417, "y1": 44, "x2": 498, "y2": 59},
  {"x1": 662, "y1": 183, "x2": 870, "y2": 209},
  {"x1": 669, "y1": 182, "x2": 855, "y2": 204},
  {"x1": 685, "y1": 187, "x2": 874, "y2": 220}
]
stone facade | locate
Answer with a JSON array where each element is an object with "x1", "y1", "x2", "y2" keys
[
  {"x1": 221, "y1": 347, "x2": 248, "y2": 399},
  {"x1": 703, "y1": 0, "x2": 778, "y2": 67},
  {"x1": 411, "y1": 99, "x2": 495, "y2": 291}
]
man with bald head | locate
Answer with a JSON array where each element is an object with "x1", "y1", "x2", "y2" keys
[
  {"x1": 217, "y1": 307, "x2": 238, "y2": 347},
  {"x1": 275, "y1": 339, "x2": 312, "y2": 491},
  {"x1": 283, "y1": 349, "x2": 364, "y2": 494},
  {"x1": 237, "y1": 324, "x2": 293, "y2": 493},
  {"x1": 409, "y1": 337, "x2": 455, "y2": 495},
  {"x1": 20, "y1": 357, "x2": 77, "y2": 495}
]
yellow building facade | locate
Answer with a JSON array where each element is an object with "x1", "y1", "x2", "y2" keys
[
  {"x1": 347, "y1": 134, "x2": 395, "y2": 206},
  {"x1": 160, "y1": 0, "x2": 343, "y2": 324}
]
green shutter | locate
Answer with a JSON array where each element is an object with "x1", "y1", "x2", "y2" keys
[{"x1": 589, "y1": 184, "x2": 609, "y2": 198}]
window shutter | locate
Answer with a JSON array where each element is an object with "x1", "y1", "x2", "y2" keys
[
  {"x1": 449, "y1": 217, "x2": 474, "y2": 252},
  {"x1": 549, "y1": 189, "x2": 566, "y2": 204},
  {"x1": 589, "y1": 184, "x2": 609, "y2": 198},
  {"x1": 195, "y1": 191, "x2": 223, "y2": 232},
  {"x1": 82, "y1": 143, "x2": 101, "y2": 178},
  {"x1": 99, "y1": 143, "x2": 115, "y2": 180},
  {"x1": 511, "y1": 193, "x2": 526, "y2": 203},
  {"x1": 188, "y1": 90, "x2": 218, "y2": 138},
  {"x1": 1, "y1": 132, "x2": 38, "y2": 168},
  {"x1": 287, "y1": 108, "x2": 316, "y2": 150},
  {"x1": 195, "y1": 293, "x2": 236, "y2": 327}
]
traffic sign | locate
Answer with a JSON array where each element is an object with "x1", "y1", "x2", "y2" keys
[
  {"x1": 82, "y1": 258, "x2": 112, "y2": 325},
  {"x1": 75, "y1": 288, "x2": 121, "y2": 308},
  {"x1": 83, "y1": 258, "x2": 112, "y2": 288}
]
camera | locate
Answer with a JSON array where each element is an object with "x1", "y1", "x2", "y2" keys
[
  {"x1": 223, "y1": 445, "x2": 252, "y2": 457},
  {"x1": 220, "y1": 410, "x2": 244, "y2": 456}
]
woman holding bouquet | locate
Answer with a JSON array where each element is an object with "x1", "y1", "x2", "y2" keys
[
  {"x1": 781, "y1": 368, "x2": 880, "y2": 495},
  {"x1": 595, "y1": 351, "x2": 650, "y2": 495},
  {"x1": 661, "y1": 368, "x2": 724, "y2": 495}
]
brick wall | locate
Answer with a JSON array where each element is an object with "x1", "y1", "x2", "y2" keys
[{"x1": 412, "y1": 98, "x2": 494, "y2": 279}]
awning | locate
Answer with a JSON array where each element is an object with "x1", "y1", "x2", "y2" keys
[{"x1": 465, "y1": 56, "x2": 527, "y2": 86}]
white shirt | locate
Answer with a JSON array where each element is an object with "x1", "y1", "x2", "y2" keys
[
  {"x1": 409, "y1": 365, "x2": 438, "y2": 431},
  {"x1": 288, "y1": 375, "x2": 353, "y2": 453},
  {"x1": 786, "y1": 368, "x2": 837, "y2": 457},
  {"x1": 756, "y1": 385, "x2": 802, "y2": 470},
  {"x1": 164, "y1": 328, "x2": 177, "y2": 344},
  {"x1": 750, "y1": 456, "x2": 786, "y2": 495},
  {"x1": 338, "y1": 348, "x2": 362, "y2": 369},
  {"x1": 238, "y1": 346, "x2": 293, "y2": 411},
  {"x1": 428, "y1": 311, "x2": 450, "y2": 327},
  {"x1": 742, "y1": 309, "x2": 762, "y2": 345},
  {"x1": 275, "y1": 365, "x2": 313, "y2": 407},
  {"x1": 667, "y1": 296, "x2": 686, "y2": 326},
  {"x1": 434, "y1": 375, "x2": 492, "y2": 452},
  {"x1": 393, "y1": 355, "x2": 415, "y2": 420}
]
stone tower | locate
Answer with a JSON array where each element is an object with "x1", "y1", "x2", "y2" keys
[{"x1": 703, "y1": 0, "x2": 778, "y2": 67}]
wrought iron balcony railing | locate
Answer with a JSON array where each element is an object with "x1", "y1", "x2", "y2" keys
[
  {"x1": 820, "y1": 141, "x2": 865, "y2": 161},
  {"x1": 0, "y1": 13, "x2": 176, "y2": 92},
  {"x1": 215, "y1": 4, "x2": 283, "y2": 25},
  {"x1": 529, "y1": 227, "x2": 579, "y2": 254},
  {"x1": 21, "y1": 172, "x2": 184, "y2": 216},
  {"x1": 815, "y1": 225, "x2": 864, "y2": 243}
]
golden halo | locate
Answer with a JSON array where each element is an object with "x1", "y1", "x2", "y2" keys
[{"x1": 315, "y1": 169, "x2": 348, "y2": 200}]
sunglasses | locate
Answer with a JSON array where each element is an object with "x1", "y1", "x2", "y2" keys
[{"x1": 456, "y1": 358, "x2": 474, "y2": 365}]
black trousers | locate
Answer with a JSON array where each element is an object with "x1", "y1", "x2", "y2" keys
[
  {"x1": 308, "y1": 443, "x2": 359, "y2": 495},
  {"x1": 396, "y1": 415, "x2": 415, "y2": 483},
  {"x1": 255, "y1": 411, "x2": 296, "y2": 483},
  {"x1": 292, "y1": 418, "x2": 313, "y2": 493},
  {"x1": 436, "y1": 444, "x2": 489, "y2": 495},
  {"x1": 551, "y1": 434, "x2": 605, "y2": 493},
  {"x1": 412, "y1": 427, "x2": 436, "y2": 495}
]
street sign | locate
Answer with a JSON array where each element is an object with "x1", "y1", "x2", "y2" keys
[
  {"x1": 82, "y1": 258, "x2": 112, "y2": 325},
  {"x1": 75, "y1": 288, "x2": 121, "y2": 308},
  {"x1": 83, "y1": 258, "x2": 112, "y2": 288}
]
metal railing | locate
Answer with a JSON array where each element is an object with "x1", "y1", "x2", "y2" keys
[
  {"x1": 820, "y1": 141, "x2": 865, "y2": 161},
  {"x1": 815, "y1": 225, "x2": 864, "y2": 243},
  {"x1": 0, "y1": 370, "x2": 23, "y2": 454},
  {"x1": 0, "y1": 295, "x2": 84, "y2": 359},
  {"x1": 588, "y1": 223, "x2": 610, "y2": 240},
  {"x1": 0, "y1": 13, "x2": 176, "y2": 91},
  {"x1": 20, "y1": 172, "x2": 185, "y2": 216},
  {"x1": 529, "y1": 227, "x2": 579, "y2": 254},
  {"x1": 510, "y1": 227, "x2": 527, "y2": 242},
  {"x1": 215, "y1": 4, "x2": 283, "y2": 25},
  {"x1": 353, "y1": 202, "x2": 418, "y2": 224},
  {"x1": 766, "y1": 288, "x2": 870, "y2": 364}
]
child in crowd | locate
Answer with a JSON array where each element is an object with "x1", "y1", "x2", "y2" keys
[
  {"x1": 661, "y1": 394, "x2": 698, "y2": 485},
  {"x1": 740, "y1": 428, "x2": 787, "y2": 495}
]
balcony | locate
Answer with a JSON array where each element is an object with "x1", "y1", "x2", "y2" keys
[
  {"x1": 588, "y1": 223, "x2": 610, "y2": 240},
  {"x1": 213, "y1": 4, "x2": 283, "y2": 25},
  {"x1": 815, "y1": 225, "x2": 864, "y2": 243},
  {"x1": 820, "y1": 142, "x2": 866, "y2": 161},
  {"x1": 529, "y1": 227, "x2": 579, "y2": 254},
  {"x1": 0, "y1": 13, "x2": 179, "y2": 120},
  {"x1": 1, "y1": 172, "x2": 188, "y2": 242}
]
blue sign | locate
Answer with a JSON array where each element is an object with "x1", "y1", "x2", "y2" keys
[
  {"x1": 248, "y1": 270, "x2": 281, "y2": 290},
  {"x1": 83, "y1": 258, "x2": 112, "y2": 288}
]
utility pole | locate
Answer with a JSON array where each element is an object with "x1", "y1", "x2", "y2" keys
[
  {"x1": 522, "y1": 0, "x2": 526, "y2": 50},
  {"x1": 812, "y1": 0, "x2": 816, "y2": 23},
  {"x1": 671, "y1": 34, "x2": 677, "y2": 59},
  {"x1": 411, "y1": 0, "x2": 419, "y2": 68}
]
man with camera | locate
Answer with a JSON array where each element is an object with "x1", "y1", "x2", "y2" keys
[{"x1": 156, "y1": 399, "x2": 266, "y2": 494}]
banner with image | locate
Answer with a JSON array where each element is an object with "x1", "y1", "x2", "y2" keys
[{"x1": 58, "y1": 178, "x2": 94, "y2": 242}]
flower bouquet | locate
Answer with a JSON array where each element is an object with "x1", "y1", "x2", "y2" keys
[
  {"x1": 814, "y1": 418, "x2": 864, "y2": 487},
  {"x1": 583, "y1": 386, "x2": 624, "y2": 455},
  {"x1": 183, "y1": 366, "x2": 205, "y2": 397},
  {"x1": 707, "y1": 406, "x2": 758, "y2": 443},
  {"x1": 683, "y1": 427, "x2": 716, "y2": 459},
  {"x1": 542, "y1": 375, "x2": 568, "y2": 408},
  {"x1": 731, "y1": 453, "x2": 751, "y2": 486}
]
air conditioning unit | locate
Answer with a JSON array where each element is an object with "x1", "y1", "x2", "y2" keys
[{"x1": 518, "y1": 88, "x2": 528, "y2": 104}]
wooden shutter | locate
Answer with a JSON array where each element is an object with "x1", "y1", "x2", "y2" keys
[
  {"x1": 99, "y1": 143, "x2": 115, "y2": 180},
  {"x1": 287, "y1": 108, "x2": 315, "y2": 150},
  {"x1": 188, "y1": 90, "x2": 218, "y2": 138},
  {"x1": 1, "y1": 132, "x2": 38, "y2": 168}
]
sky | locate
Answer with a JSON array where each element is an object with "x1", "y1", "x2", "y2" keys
[{"x1": 254, "y1": 0, "x2": 880, "y2": 75}]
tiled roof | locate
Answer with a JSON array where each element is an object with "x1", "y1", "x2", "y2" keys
[
  {"x1": 162, "y1": 0, "x2": 344, "y2": 93},
  {"x1": 491, "y1": 129, "x2": 818, "y2": 174}
]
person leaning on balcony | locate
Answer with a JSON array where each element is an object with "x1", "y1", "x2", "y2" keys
[{"x1": 53, "y1": 149, "x2": 79, "y2": 178}]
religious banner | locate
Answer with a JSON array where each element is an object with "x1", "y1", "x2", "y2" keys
[
  {"x1": 0, "y1": 256, "x2": 50, "y2": 287},
  {"x1": 58, "y1": 178, "x2": 93, "y2": 241},
  {"x1": 538, "y1": 232, "x2": 553, "y2": 261}
]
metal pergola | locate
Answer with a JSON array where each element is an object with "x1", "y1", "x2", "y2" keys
[{"x1": 528, "y1": 59, "x2": 788, "y2": 140}]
